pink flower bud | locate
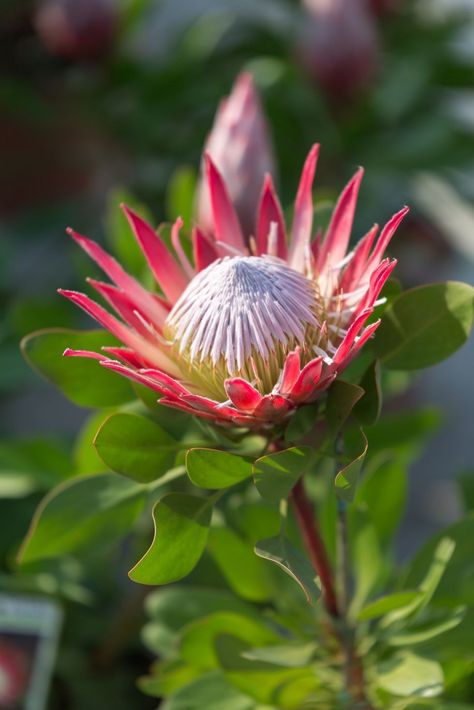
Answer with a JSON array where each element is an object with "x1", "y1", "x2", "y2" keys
[
  {"x1": 196, "y1": 73, "x2": 276, "y2": 239},
  {"x1": 300, "y1": 0, "x2": 379, "y2": 98},
  {"x1": 35, "y1": 0, "x2": 117, "y2": 61},
  {"x1": 368, "y1": 0, "x2": 401, "y2": 15}
]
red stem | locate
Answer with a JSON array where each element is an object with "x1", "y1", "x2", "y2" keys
[{"x1": 290, "y1": 477, "x2": 340, "y2": 619}]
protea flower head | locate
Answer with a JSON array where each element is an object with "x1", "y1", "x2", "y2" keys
[
  {"x1": 196, "y1": 72, "x2": 275, "y2": 239},
  {"x1": 59, "y1": 144, "x2": 408, "y2": 429},
  {"x1": 299, "y1": 0, "x2": 379, "y2": 98}
]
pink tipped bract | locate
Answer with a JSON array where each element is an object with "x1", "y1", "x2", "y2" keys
[{"x1": 60, "y1": 144, "x2": 407, "y2": 429}]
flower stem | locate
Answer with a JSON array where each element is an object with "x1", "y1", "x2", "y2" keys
[
  {"x1": 290, "y1": 477, "x2": 340, "y2": 619},
  {"x1": 337, "y1": 501, "x2": 374, "y2": 710}
]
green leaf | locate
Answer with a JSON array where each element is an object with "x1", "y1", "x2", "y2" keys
[
  {"x1": 138, "y1": 659, "x2": 201, "y2": 698},
  {"x1": 129, "y1": 493, "x2": 213, "y2": 585},
  {"x1": 375, "y1": 651, "x2": 444, "y2": 697},
  {"x1": 21, "y1": 329, "x2": 133, "y2": 407},
  {"x1": 365, "y1": 408, "x2": 440, "y2": 457},
  {"x1": 357, "y1": 592, "x2": 422, "y2": 622},
  {"x1": 214, "y1": 635, "x2": 317, "y2": 707},
  {"x1": 19, "y1": 474, "x2": 146, "y2": 564},
  {"x1": 166, "y1": 166, "x2": 197, "y2": 228},
  {"x1": 143, "y1": 587, "x2": 259, "y2": 658},
  {"x1": 334, "y1": 427, "x2": 367, "y2": 502},
  {"x1": 383, "y1": 537, "x2": 456, "y2": 627},
  {"x1": 284, "y1": 403, "x2": 319, "y2": 443},
  {"x1": 186, "y1": 449, "x2": 252, "y2": 489},
  {"x1": 94, "y1": 412, "x2": 180, "y2": 483},
  {"x1": 242, "y1": 643, "x2": 316, "y2": 668},
  {"x1": 354, "y1": 360, "x2": 382, "y2": 426},
  {"x1": 162, "y1": 671, "x2": 254, "y2": 710},
  {"x1": 254, "y1": 535, "x2": 319, "y2": 605},
  {"x1": 349, "y1": 511, "x2": 384, "y2": 617},
  {"x1": 355, "y1": 456, "x2": 407, "y2": 545},
  {"x1": 373, "y1": 281, "x2": 474, "y2": 369},
  {"x1": 387, "y1": 607, "x2": 465, "y2": 646},
  {"x1": 403, "y1": 516, "x2": 474, "y2": 606},
  {"x1": 180, "y1": 612, "x2": 279, "y2": 670},
  {"x1": 74, "y1": 412, "x2": 109, "y2": 474},
  {"x1": 208, "y1": 527, "x2": 274, "y2": 602},
  {"x1": 326, "y1": 380, "x2": 364, "y2": 435},
  {"x1": 253, "y1": 447, "x2": 312, "y2": 503}
]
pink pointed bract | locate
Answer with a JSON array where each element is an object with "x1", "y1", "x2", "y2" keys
[
  {"x1": 60, "y1": 143, "x2": 407, "y2": 429},
  {"x1": 196, "y1": 72, "x2": 276, "y2": 240}
]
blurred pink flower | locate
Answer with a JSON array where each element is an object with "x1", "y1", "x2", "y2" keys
[
  {"x1": 196, "y1": 72, "x2": 276, "y2": 239},
  {"x1": 35, "y1": 0, "x2": 117, "y2": 60},
  {"x1": 59, "y1": 145, "x2": 407, "y2": 429},
  {"x1": 300, "y1": 0, "x2": 379, "y2": 98}
]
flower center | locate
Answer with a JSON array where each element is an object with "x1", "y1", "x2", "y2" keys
[{"x1": 164, "y1": 256, "x2": 321, "y2": 399}]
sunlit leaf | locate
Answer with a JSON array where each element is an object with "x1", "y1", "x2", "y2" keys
[
  {"x1": 253, "y1": 447, "x2": 312, "y2": 502},
  {"x1": 254, "y1": 535, "x2": 319, "y2": 605},
  {"x1": 186, "y1": 449, "x2": 252, "y2": 489}
]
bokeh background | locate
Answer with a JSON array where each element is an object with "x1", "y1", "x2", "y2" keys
[{"x1": 1, "y1": 0, "x2": 473, "y2": 707}]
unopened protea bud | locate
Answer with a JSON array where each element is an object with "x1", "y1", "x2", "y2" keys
[
  {"x1": 59, "y1": 140, "x2": 407, "y2": 429},
  {"x1": 299, "y1": 0, "x2": 379, "y2": 98},
  {"x1": 35, "y1": 0, "x2": 117, "y2": 61},
  {"x1": 196, "y1": 73, "x2": 275, "y2": 240}
]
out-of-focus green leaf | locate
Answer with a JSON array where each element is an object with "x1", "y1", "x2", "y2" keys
[
  {"x1": 166, "y1": 166, "x2": 197, "y2": 228},
  {"x1": 354, "y1": 360, "x2": 382, "y2": 426},
  {"x1": 458, "y1": 471, "x2": 474, "y2": 512},
  {"x1": 284, "y1": 403, "x2": 319, "y2": 443},
  {"x1": 387, "y1": 607, "x2": 465, "y2": 646},
  {"x1": 0, "y1": 438, "x2": 72, "y2": 493},
  {"x1": 129, "y1": 493, "x2": 213, "y2": 585},
  {"x1": 253, "y1": 447, "x2": 312, "y2": 503},
  {"x1": 375, "y1": 651, "x2": 444, "y2": 698},
  {"x1": 208, "y1": 527, "x2": 274, "y2": 602},
  {"x1": 19, "y1": 474, "x2": 146, "y2": 564},
  {"x1": 355, "y1": 456, "x2": 407, "y2": 545},
  {"x1": 105, "y1": 188, "x2": 152, "y2": 276},
  {"x1": 334, "y1": 427, "x2": 367, "y2": 502},
  {"x1": 326, "y1": 380, "x2": 364, "y2": 435},
  {"x1": 180, "y1": 612, "x2": 279, "y2": 670},
  {"x1": 143, "y1": 587, "x2": 259, "y2": 658},
  {"x1": 365, "y1": 408, "x2": 440, "y2": 457},
  {"x1": 403, "y1": 518, "x2": 474, "y2": 606},
  {"x1": 161, "y1": 670, "x2": 254, "y2": 710},
  {"x1": 242, "y1": 643, "x2": 316, "y2": 668},
  {"x1": 186, "y1": 449, "x2": 252, "y2": 489},
  {"x1": 384, "y1": 538, "x2": 456, "y2": 627},
  {"x1": 350, "y1": 510, "x2": 384, "y2": 617},
  {"x1": 138, "y1": 659, "x2": 201, "y2": 698},
  {"x1": 357, "y1": 592, "x2": 422, "y2": 622},
  {"x1": 94, "y1": 412, "x2": 180, "y2": 482},
  {"x1": 254, "y1": 535, "x2": 319, "y2": 606},
  {"x1": 373, "y1": 282, "x2": 474, "y2": 370},
  {"x1": 21, "y1": 329, "x2": 133, "y2": 407},
  {"x1": 73, "y1": 412, "x2": 109, "y2": 474},
  {"x1": 214, "y1": 635, "x2": 317, "y2": 707}
]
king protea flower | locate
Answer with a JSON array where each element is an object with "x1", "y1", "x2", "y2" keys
[
  {"x1": 196, "y1": 72, "x2": 275, "y2": 239},
  {"x1": 59, "y1": 144, "x2": 408, "y2": 428}
]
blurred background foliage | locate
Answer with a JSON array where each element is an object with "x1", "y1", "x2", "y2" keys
[{"x1": 0, "y1": 0, "x2": 473, "y2": 707}]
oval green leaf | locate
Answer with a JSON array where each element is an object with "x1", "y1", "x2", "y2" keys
[
  {"x1": 129, "y1": 493, "x2": 213, "y2": 585},
  {"x1": 373, "y1": 281, "x2": 474, "y2": 370},
  {"x1": 21, "y1": 328, "x2": 133, "y2": 407},
  {"x1": 94, "y1": 412, "x2": 180, "y2": 482},
  {"x1": 19, "y1": 473, "x2": 146, "y2": 564},
  {"x1": 186, "y1": 449, "x2": 252, "y2": 489}
]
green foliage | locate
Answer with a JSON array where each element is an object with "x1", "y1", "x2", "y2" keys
[
  {"x1": 374, "y1": 282, "x2": 474, "y2": 370},
  {"x1": 94, "y1": 412, "x2": 181, "y2": 482},
  {"x1": 253, "y1": 447, "x2": 312, "y2": 502},
  {"x1": 129, "y1": 493, "x2": 214, "y2": 585},
  {"x1": 186, "y1": 448, "x2": 252, "y2": 489},
  {"x1": 21, "y1": 329, "x2": 133, "y2": 407},
  {"x1": 19, "y1": 474, "x2": 146, "y2": 564}
]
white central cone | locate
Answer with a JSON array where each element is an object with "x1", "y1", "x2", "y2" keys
[{"x1": 164, "y1": 256, "x2": 320, "y2": 398}]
